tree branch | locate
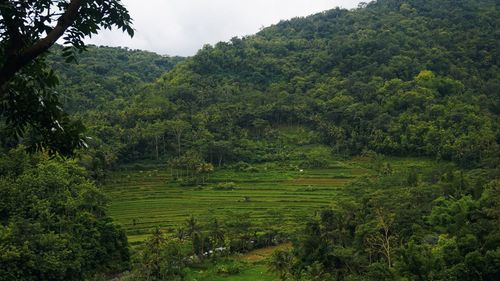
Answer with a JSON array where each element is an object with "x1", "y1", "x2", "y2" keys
[{"x1": 0, "y1": 0, "x2": 83, "y2": 96}]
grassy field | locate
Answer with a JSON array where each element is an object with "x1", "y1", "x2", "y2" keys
[
  {"x1": 184, "y1": 244, "x2": 293, "y2": 281},
  {"x1": 186, "y1": 261, "x2": 274, "y2": 281},
  {"x1": 102, "y1": 153, "x2": 435, "y2": 244}
]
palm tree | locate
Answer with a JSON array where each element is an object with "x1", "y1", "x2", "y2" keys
[
  {"x1": 268, "y1": 250, "x2": 294, "y2": 280},
  {"x1": 185, "y1": 215, "x2": 199, "y2": 237},
  {"x1": 209, "y1": 218, "x2": 225, "y2": 248}
]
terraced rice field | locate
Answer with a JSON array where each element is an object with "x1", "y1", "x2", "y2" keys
[{"x1": 103, "y1": 159, "x2": 377, "y2": 243}]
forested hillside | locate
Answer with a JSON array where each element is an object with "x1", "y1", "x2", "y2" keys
[
  {"x1": 74, "y1": 0, "x2": 498, "y2": 170},
  {"x1": 49, "y1": 45, "x2": 184, "y2": 112},
  {"x1": 45, "y1": 46, "x2": 185, "y2": 176}
]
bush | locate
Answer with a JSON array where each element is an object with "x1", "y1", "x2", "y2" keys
[
  {"x1": 232, "y1": 161, "x2": 251, "y2": 170},
  {"x1": 332, "y1": 174, "x2": 353, "y2": 179},
  {"x1": 216, "y1": 262, "x2": 243, "y2": 275},
  {"x1": 302, "y1": 156, "x2": 329, "y2": 168},
  {"x1": 229, "y1": 238, "x2": 254, "y2": 253},
  {"x1": 177, "y1": 176, "x2": 198, "y2": 186},
  {"x1": 213, "y1": 182, "x2": 238, "y2": 191},
  {"x1": 231, "y1": 161, "x2": 259, "y2": 172}
]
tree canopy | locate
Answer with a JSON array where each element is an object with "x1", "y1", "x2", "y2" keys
[
  {"x1": 0, "y1": 0, "x2": 133, "y2": 156},
  {"x1": 54, "y1": 0, "x2": 498, "y2": 170},
  {"x1": 0, "y1": 148, "x2": 130, "y2": 280}
]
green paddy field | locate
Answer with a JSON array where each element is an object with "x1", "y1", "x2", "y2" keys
[{"x1": 103, "y1": 155, "x2": 433, "y2": 244}]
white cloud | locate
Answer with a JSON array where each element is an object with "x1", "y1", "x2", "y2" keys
[{"x1": 85, "y1": 0, "x2": 363, "y2": 56}]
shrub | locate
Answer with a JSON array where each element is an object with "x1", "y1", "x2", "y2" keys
[
  {"x1": 213, "y1": 182, "x2": 238, "y2": 191},
  {"x1": 231, "y1": 161, "x2": 259, "y2": 172},
  {"x1": 216, "y1": 262, "x2": 243, "y2": 275},
  {"x1": 302, "y1": 156, "x2": 329, "y2": 168}
]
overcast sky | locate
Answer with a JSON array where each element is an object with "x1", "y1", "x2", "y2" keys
[{"x1": 86, "y1": 0, "x2": 363, "y2": 56}]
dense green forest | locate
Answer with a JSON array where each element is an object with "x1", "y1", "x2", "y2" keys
[
  {"x1": 1, "y1": 0, "x2": 499, "y2": 280},
  {"x1": 49, "y1": 46, "x2": 184, "y2": 179},
  {"x1": 49, "y1": 45, "x2": 184, "y2": 113},
  {"x1": 65, "y1": 0, "x2": 498, "y2": 172},
  {"x1": 0, "y1": 148, "x2": 130, "y2": 280}
]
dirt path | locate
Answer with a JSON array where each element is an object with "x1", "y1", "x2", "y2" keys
[{"x1": 239, "y1": 243, "x2": 293, "y2": 262}]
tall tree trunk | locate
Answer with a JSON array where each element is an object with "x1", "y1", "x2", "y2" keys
[
  {"x1": 155, "y1": 135, "x2": 159, "y2": 160},
  {"x1": 162, "y1": 135, "x2": 166, "y2": 157},
  {"x1": 177, "y1": 134, "x2": 182, "y2": 156}
]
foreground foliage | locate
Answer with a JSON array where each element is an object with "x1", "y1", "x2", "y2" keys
[
  {"x1": 272, "y1": 167, "x2": 500, "y2": 280},
  {"x1": 0, "y1": 0, "x2": 134, "y2": 156},
  {"x1": 0, "y1": 148, "x2": 129, "y2": 281}
]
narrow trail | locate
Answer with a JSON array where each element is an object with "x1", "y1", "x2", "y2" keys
[{"x1": 239, "y1": 243, "x2": 293, "y2": 262}]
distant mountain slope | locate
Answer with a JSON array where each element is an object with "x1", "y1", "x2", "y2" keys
[
  {"x1": 49, "y1": 45, "x2": 184, "y2": 112},
  {"x1": 75, "y1": 0, "x2": 498, "y2": 169},
  {"x1": 176, "y1": 0, "x2": 497, "y2": 90}
]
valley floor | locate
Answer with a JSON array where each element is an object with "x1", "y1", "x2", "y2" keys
[
  {"x1": 103, "y1": 156, "x2": 435, "y2": 243},
  {"x1": 103, "y1": 155, "x2": 444, "y2": 280}
]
